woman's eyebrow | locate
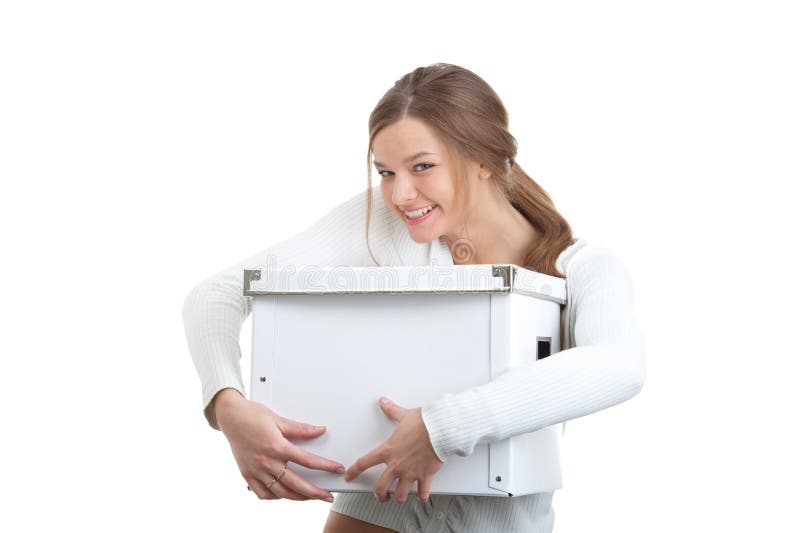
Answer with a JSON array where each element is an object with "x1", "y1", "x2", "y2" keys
[{"x1": 374, "y1": 151, "x2": 436, "y2": 168}]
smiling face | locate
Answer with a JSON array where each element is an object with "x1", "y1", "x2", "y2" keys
[{"x1": 373, "y1": 116, "x2": 486, "y2": 244}]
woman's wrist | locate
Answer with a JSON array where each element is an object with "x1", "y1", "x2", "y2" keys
[{"x1": 212, "y1": 388, "x2": 246, "y2": 428}]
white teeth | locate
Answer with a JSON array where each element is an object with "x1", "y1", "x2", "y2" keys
[{"x1": 405, "y1": 204, "x2": 436, "y2": 219}]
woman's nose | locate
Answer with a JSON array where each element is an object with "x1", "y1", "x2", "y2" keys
[{"x1": 392, "y1": 173, "x2": 418, "y2": 205}]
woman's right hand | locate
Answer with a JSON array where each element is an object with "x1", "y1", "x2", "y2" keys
[{"x1": 214, "y1": 388, "x2": 345, "y2": 503}]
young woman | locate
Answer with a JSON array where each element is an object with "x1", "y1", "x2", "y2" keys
[{"x1": 183, "y1": 63, "x2": 646, "y2": 533}]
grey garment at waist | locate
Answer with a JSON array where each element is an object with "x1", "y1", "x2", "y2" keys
[{"x1": 329, "y1": 491, "x2": 555, "y2": 533}]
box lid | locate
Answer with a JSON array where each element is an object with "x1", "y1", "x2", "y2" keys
[{"x1": 243, "y1": 264, "x2": 566, "y2": 304}]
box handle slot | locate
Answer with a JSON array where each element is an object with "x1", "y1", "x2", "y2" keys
[{"x1": 536, "y1": 337, "x2": 551, "y2": 360}]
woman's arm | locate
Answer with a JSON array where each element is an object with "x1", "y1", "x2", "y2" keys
[
  {"x1": 181, "y1": 187, "x2": 378, "y2": 430},
  {"x1": 420, "y1": 245, "x2": 647, "y2": 461}
]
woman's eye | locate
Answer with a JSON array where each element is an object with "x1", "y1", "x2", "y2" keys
[{"x1": 377, "y1": 163, "x2": 432, "y2": 178}]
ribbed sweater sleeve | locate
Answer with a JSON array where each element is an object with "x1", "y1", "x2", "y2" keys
[
  {"x1": 181, "y1": 189, "x2": 377, "y2": 430},
  {"x1": 420, "y1": 247, "x2": 647, "y2": 462}
]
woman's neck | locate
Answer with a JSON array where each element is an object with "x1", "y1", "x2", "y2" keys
[{"x1": 442, "y1": 183, "x2": 539, "y2": 266}]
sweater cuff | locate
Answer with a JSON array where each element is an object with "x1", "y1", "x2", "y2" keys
[{"x1": 421, "y1": 389, "x2": 492, "y2": 462}]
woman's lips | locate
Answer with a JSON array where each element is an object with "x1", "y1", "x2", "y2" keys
[{"x1": 403, "y1": 204, "x2": 438, "y2": 226}]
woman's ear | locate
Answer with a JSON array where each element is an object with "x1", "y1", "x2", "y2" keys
[{"x1": 478, "y1": 163, "x2": 492, "y2": 181}]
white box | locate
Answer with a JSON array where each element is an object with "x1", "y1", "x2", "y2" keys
[{"x1": 243, "y1": 263, "x2": 566, "y2": 497}]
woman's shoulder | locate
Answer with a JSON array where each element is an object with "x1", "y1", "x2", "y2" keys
[
  {"x1": 557, "y1": 236, "x2": 636, "y2": 287},
  {"x1": 321, "y1": 185, "x2": 397, "y2": 234},
  {"x1": 305, "y1": 185, "x2": 418, "y2": 266}
]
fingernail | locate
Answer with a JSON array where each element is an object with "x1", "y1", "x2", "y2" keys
[{"x1": 337, "y1": 465, "x2": 346, "y2": 474}]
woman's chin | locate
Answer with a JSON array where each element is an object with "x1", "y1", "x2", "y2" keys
[
  {"x1": 399, "y1": 210, "x2": 443, "y2": 243},
  {"x1": 407, "y1": 229, "x2": 438, "y2": 244}
]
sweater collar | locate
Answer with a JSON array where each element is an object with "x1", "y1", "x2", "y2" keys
[{"x1": 430, "y1": 236, "x2": 455, "y2": 267}]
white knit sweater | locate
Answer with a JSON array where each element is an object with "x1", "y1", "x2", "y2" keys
[{"x1": 181, "y1": 186, "x2": 646, "y2": 529}]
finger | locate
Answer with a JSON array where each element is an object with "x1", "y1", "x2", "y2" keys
[
  {"x1": 345, "y1": 446, "x2": 385, "y2": 482},
  {"x1": 282, "y1": 442, "x2": 346, "y2": 475},
  {"x1": 245, "y1": 476, "x2": 277, "y2": 500},
  {"x1": 394, "y1": 477, "x2": 415, "y2": 504},
  {"x1": 258, "y1": 475, "x2": 309, "y2": 501},
  {"x1": 379, "y1": 397, "x2": 407, "y2": 422},
  {"x1": 278, "y1": 466, "x2": 335, "y2": 502},
  {"x1": 417, "y1": 477, "x2": 432, "y2": 503},
  {"x1": 265, "y1": 482, "x2": 308, "y2": 501},
  {"x1": 275, "y1": 417, "x2": 328, "y2": 440},
  {"x1": 255, "y1": 459, "x2": 310, "y2": 501},
  {"x1": 374, "y1": 466, "x2": 398, "y2": 503}
]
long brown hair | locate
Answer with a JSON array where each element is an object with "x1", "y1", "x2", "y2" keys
[{"x1": 365, "y1": 63, "x2": 574, "y2": 279}]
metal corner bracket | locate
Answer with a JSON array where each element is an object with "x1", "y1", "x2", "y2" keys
[
  {"x1": 491, "y1": 264, "x2": 514, "y2": 291},
  {"x1": 243, "y1": 269, "x2": 261, "y2": 294}
]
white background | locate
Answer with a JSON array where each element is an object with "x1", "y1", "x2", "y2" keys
[{"x1": 2, "y1": 1, "x2": 798, "y2": 531}]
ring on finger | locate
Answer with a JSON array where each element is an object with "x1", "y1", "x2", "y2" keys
[{"x1": 265, "y1": 462, "x2": 288, "y2": 490}]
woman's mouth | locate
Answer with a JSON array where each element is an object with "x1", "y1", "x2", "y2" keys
[{"x1": 402, "y1": 204, "x2": 438, "y2": 225}]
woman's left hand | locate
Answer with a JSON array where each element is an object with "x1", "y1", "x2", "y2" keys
[{"x1": 344, "y1": 397, "x2": 444, "y2": 504}]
